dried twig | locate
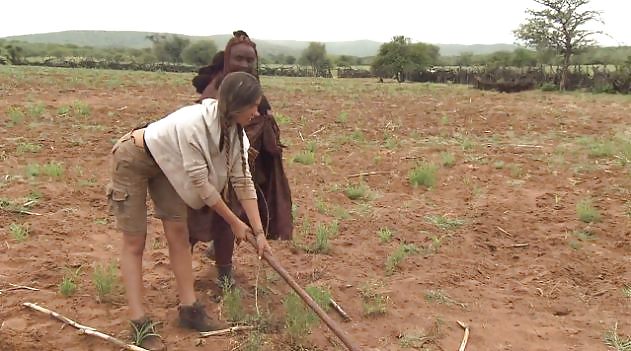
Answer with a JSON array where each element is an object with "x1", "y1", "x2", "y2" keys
[
  {"x1": 1, "y1": 283, "x2": 40, "y2": 293},
  {"x1": 457, "y1": 321, "x2": 470, "y2": 351},
  {"x1": 496, "y1": 226, "x2": 512, "y2": 237},
  {"x1": 309, "y1": 126, "x2": 326, "y2": 137},
  {"x1": 329, "y1": 298, "x2": 351, "y2": 322},
  {"x1": 0, "y1": 207, "x2": 43, "y2": 216},
  {"x1": 199, "y1": 325, "x2": 255, "y2": 338},
  {"x1": 23, "y1": 302, "x2": 148, "y2": 351},
  {"x1": 506, "y1": 243, "x2": 529, "y2": 248},
  {"x1": 347, "y1": 171, "x2": 391, "y2": 178},
  {"x1": 298, "y1": 131, "x2": 305, "y2": 142}
]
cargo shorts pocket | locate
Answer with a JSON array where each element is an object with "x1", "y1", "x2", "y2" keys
[{"x1": 105, "y1": 183, "x2": 129, "y2": 215}]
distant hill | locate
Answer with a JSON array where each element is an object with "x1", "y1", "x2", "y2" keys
[{"x1": 3, "y1": 30, "x2": 517, "y2": 57}]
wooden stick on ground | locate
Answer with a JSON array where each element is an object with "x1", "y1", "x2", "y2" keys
[
  {"x1": 457, "y1": 321, "x2": 470, "y2": 351},
  {"x1": 329, "y1": 298, "x2": 352, "y2": 322},
  {"x1": 23, "y1": 303, "x2": 149, "y2": 351},
  {"x1": 0, "y1": 283, "x2": 40, "y2": 293},
  {"x1": 347, "y1": 171, "x2": 391, "y2": 178},
  {"x1": 496, "y1": 226, "x2": 512, "y2": 237},
  {"x1": 199, "y1": 325, "x2": 255, "y2": 338}
]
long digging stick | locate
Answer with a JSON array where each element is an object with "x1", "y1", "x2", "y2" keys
[{"x1": 246, "y1": 235, "x2": 362, "y2": 351}]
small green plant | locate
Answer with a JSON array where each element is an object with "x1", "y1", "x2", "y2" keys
[
  {"x1": 305, "y1": 285, "x2": 332, "y2": 311},
  {"x1": 7, "y1": 106, "x2": 24, "y2": 125},
  {"x1": 604, "y1": 323, "x2": 631, "y2": 351},
  {"x1": 59, "y1": 267, "x2": 81, "y2": 297},
  {"x1": 9, "y1": 223, "x2": 29, "y2": 242},
  {"x1": 73, "y1": 100, "x2": 91, "y2": 117},
  {"x1": 383, "y1": 133, "x2": 399, "y2": 149},
  {"x1": 57, "y1": 105, "x2": 71, "y2": 116},
  {"x1": 622, "y1": 285, "x2": 631, "y2": 298},
  {"x1": 284, "y1": 292, "x2": 318, "y2": 343},
  {"x1": 25, "y1": 163, "x2": 41, "y2": 177},
  {"x1": 350, "y1": 129, "x2": 365, "y2": 143},
  {"x1": 424, "y1": 235, "x2": 444, "y2": 255},
  {"x1": 385, "y1": 244, "x2": 419, "y2": 275},
  {"x1": 409, "y1": 162, "x2": 438, "y2": 188},
  {"x1": 131, "y1": 320, "x2": 161, "y2": 347},
  {"x1": 461, "y1": 138, "x2": 474, "y2": 151},
  {"x1": 308, "y1": 221, "x2": 339, "y2": 254},
  {"x1": 494, "y1": 160, "x2": 505, "y2": 169},
  {"x1": 16, "y1": 142, "x2": 42, "y2": 154},
  {"x1": 573, "y1": 229, "x2": 596, "y2": 241},
  {"x1": 337, "y1": 111, "x2": 348, "y2": 123},
  {"x1": 425, "y1": 215, "x2": 464, "y2": 230},
  {"x1": 332, "y1": 205, "x2": 350, "y2": 220},
  {"x1": 344, "y1": 182, "x2": 371, "y2": 201},
  {"x1": 440, "y1": 152, "x2": 456, "y2": 167},
  {"x1": 377, "y1": 227, "x2": 393, "y2": 243},
  {"x1": 314, "y1": 197, "x2": 328, "y2": 214},
  {"x1": 424, "y1": 290, "x2": 465, "y2": 307},
  {"x1": 576, "y1": 198, "x2": 601, "y2": 223},
  {"x1": 222, "y1": 279, "x2": 246, "y2": 322},
  {"x1": 440, "y1": 115, "x2": 449, "y2": 125},
  {"x1": 275, "y1": 112, "x2": 291, "y2": 125},
  {"x1": 588, "y1": 140, "x2": 615, "y2": 158},
  {"x1": 243, "y1": 331, "x2": 263, "y2": 351},
  {"x1": 27, "y1": 102, "x2": 45, "y2": 118},
  {"x1": 42, "y1": 161, "x2": 64, "y2": 178},
  {"x1": 292, "y1": 150, "x2": 315, "y2": 165},
  {"x1": 359, "y1": 281, "x2": 388, "y2": 316},
  {"x1": 92, "y1": 261, "x2": 118, "y2": 302}
]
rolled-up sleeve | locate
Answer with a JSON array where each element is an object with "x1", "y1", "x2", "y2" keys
[{"x1": 230, "y1": 134, "x2": 257, "y2": 201}]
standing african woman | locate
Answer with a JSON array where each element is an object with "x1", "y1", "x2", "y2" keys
[{"x1": 189, "y1": 31, "x2": 293, "y2": 285}]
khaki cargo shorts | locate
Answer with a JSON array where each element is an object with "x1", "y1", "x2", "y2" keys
[{"x1": 106, "y1": 132, "x2": 186, "y2": 234}]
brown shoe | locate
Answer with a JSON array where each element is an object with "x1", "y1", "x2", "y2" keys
[
  {"x1": 130, "y1": 317, "x2": 166, "y2": 351},
  {"x1": 178, "y1": 301, "x2": 223, "y2": 332}
]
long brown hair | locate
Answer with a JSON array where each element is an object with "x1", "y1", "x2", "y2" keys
[{"x1": 216, "y1": 71, "x2": 262, "y2": 180}]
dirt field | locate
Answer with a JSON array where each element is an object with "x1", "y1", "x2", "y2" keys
[{"x1": 1, "y1": 66, "x2": 630, "y2": 351}]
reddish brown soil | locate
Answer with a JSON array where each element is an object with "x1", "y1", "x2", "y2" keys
[{"x1": 1, "y1": 67, "x2": 630, "y2": 350}]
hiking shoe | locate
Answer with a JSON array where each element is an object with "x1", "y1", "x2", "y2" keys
[
  {"x1": 130, "y1": 317, "x2": 166, "y2": 351},
  {"x1": 178, "y1": 301, "x2": 222, "y2": 332}
]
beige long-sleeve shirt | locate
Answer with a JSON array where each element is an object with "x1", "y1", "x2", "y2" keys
[{"x1": 144, "y1": 98, "x2": 256, "y2": 209}]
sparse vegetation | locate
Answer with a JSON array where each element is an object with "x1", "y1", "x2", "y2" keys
[
  {"x1": 344, "y1": 182, "x2": 371, "y2": 201},
  {"x1": 59, "y1": 267, "x2": 81, "y2": 297},
  {"x1": 425, "y1": 215, "x2": 464, "y2": 230},
  {"x1": 440, "y1": 152, "x2": 456, "y2": 167},
  {"x1": 16, "y1": 142, "x2": 42, "y2": 154},
  {"x1": 284, "y1": 291, "x2": 318, "y2": 344},
  {"x1": 377, "y1": 227, "x2": 394, "y2": 243},
  {"x1": 92, "y1": 261, "x2": 119, "y2": 303},
  {"x1": 604, "y1": 323, "x2": 631, "y2": 351},
  {"x1": 359, "y1": 281, "x2": 388, "y2": 317},
  {"x1": 385, "y1": 243, "x2": 419, "y2": 275},
  {"x1": 221, "y1": 279, "x2": 246, "y2": 322},
  {"x1": 576, "y1": 198, "x2": 601, "y2": 223},
  {"x1": 9, "y1": 223, "x2": 29, "y2": 242},
  {"x1": 42, "y1": 161, "x2": 64, "y2": 178},
  {"x1": 409, "y1": 162, "x2": 438, "y2": 188}
]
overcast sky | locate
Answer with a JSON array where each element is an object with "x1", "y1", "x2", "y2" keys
[{"x1": 2, "y1": 0, "x2": 628, "y2": 45}]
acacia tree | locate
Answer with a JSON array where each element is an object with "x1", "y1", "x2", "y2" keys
[
  {"x1": 300, "y1": 42, "x2": 328, "y2": 74},
  {"x1": 371, "y1": 36, "x2": 439, "y2": 82},
  {"x1": 514, "y1": 0, "x2": 603, "y2": 90}
]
